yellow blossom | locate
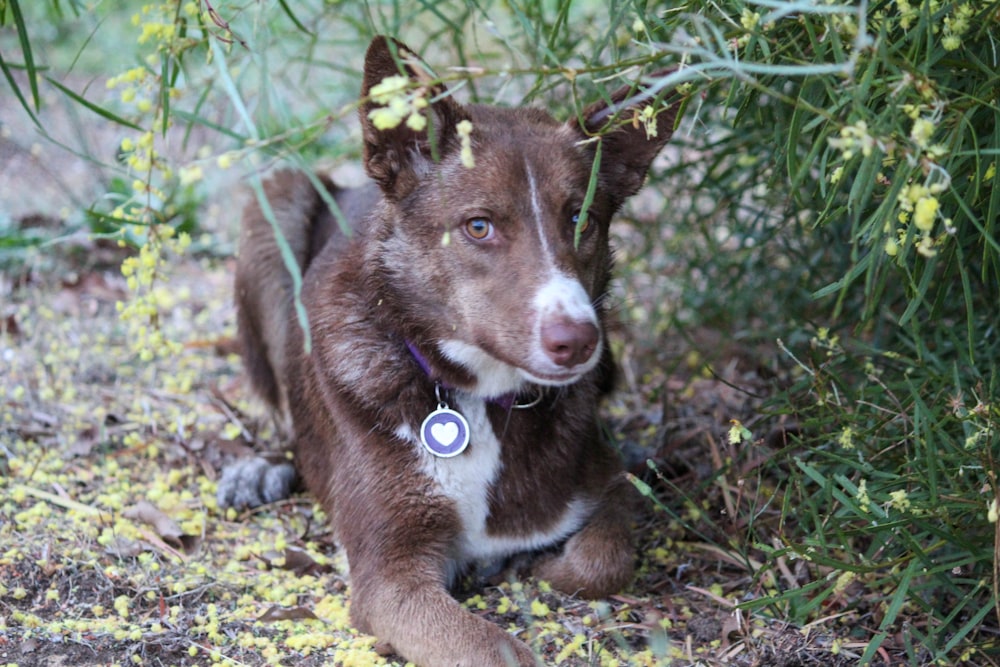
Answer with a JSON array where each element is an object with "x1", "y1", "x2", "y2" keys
[
  {"x1": 829, "y1": 119, "x2": 876, "y2": 160},
  {"x1": 369, "y1": 74, "x2": 410, "y2": 104},
  {"x1": 740, "y1": 8, "x2": 761, "y2": 31},
  {"x1": 639, "y1": 105, "x2": 658, "y2": 139},
  {"x1": 370, "y1": 107, "x2": 403, "y2": 130},
  {"x1": 179, "y1": 165, "x2": 203, "y2": 186},
  {"x1": 833, "y1": 570, "x2": 855, "y2": 595},
  {"x1": 913, "y1": 196, "x2": 939, "y2": 231},
  {"x1": 916, "y1": 234, "x2": 937, "y2": 257},
  {"x1": 910, "y1": 118, "x2": 935, "y2": 149},
  {"x1": 728, "y1": 419, "x2": 752, "y2": 444},
  {"x1": 367, "y1": 74, "x2": 430, "y2": 133},
  {"x1": 456, "y1": 120, "x2": 475, "y2": 169},
  {"x1": 405, "y1": 110, "x2": 427, "y2": 132},
  {"x1": 898, "y1": 183, "x2": 929, "y2": 210},
  {"x1": 885, "y1": 237, "x2": 899, "y2": 256},
  {"x1": 889, "y1": 489, "x2": 911, "y2": 512},
  {"x1": 530, "y1": 599, "x2": 551, "y2": 617},
  {"x1": 114, "y1": 594, "x2": 130, "y2": 618},
  {"x1": 856, "y1": 479, "x2": 870, "y2": 513}
]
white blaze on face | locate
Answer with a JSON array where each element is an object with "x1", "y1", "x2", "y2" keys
[
  {"x1": 526, "y1": 161, "x2": 555, "y2": 266},
  {"x1": 526, "y1": 272, "x2": 603, "y2": 381},
  {"x1": 522, "y1": 160, "x2": 603, "y2": 382}
]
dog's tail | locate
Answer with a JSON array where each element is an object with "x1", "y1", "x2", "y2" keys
[{"x1": 235, "y1": 170, "x2": 337, "y2": 415}]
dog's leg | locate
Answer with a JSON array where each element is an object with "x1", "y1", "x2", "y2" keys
[
  {"x1": 215, "y1": 457, "x2": 297, "y2": 510},
  {"x1": 356, "y1": 575, "x2": 538, "y2": 667},
  {"x1": 531, "y1": 474, "x2": 638, "y2": 598},
  {"x1": 334, "y1": 481, "x2": 538, "y2": 667}
]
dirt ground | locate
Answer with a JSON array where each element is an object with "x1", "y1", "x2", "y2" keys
[
  {"x1": 2, "y1": 78, "x2": 885, "y2": 667},
  {"x1": 2, "y1": 253, "x2": 870, "y2": 667}
]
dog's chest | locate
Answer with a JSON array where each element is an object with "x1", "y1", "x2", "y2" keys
[{"x1": 400, "y1": 397, "x2": 592, "y2": 565}]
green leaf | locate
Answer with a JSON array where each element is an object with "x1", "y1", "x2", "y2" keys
[
  {"x1": 575, "y1": 140, "x2": 601, "y2": 249},
  {"x1": 248, "y1": 175, "x2": 311, "y2": 354},
  {"x1": 0, "y1": 49, "x2": 40, "y2": 128},
  {"x1": 8, "y1": 0, "x2": 39, "y2": 111},
  {"x1": 44, "y1": 76, "x2": 144, "y2": 132},
  {"x1": 277, "y1": 0, "x2": 313, "y2": 36}
]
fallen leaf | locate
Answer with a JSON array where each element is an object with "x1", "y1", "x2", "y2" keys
[
  {"x1": 257, "y1": 605, "x2": 319, "y2": 622},
  {"x1": 282, "y1": 546, "x2": 335, "y2": 576},
  {"x1": 255, "y1": 547, "x2": 334, "y2": 577},
  {"x1": 123, "y1": 500, "x2": 200, "y2": 554},
  {"x1": 2, "y1": 312, "x2": 19, "y2": 337}
]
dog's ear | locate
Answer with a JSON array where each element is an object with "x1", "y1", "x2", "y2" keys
[
  {"x1": 569, "y1": 70, "x2": 682, "y2": 207},
  {"x1": 360, "y1": 36, "x2": 467, "y2": 200}
]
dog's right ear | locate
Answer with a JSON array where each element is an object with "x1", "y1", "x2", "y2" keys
[
  {"x1": 569, "y1": 70, "x2": 683, "y2": 211},
  {"x1": 360, "y1": 36, "x2": 467, "y2": 200}
]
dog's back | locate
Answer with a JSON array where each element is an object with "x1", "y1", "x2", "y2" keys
[{"x1": 236, "y1": 173, "x2": 379, "y2": 415}]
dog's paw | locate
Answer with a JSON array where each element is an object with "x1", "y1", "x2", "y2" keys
[{"x1": 216, "y1": 457, "x2": 297, "y2": 510}]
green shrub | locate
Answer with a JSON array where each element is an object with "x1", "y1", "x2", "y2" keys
[{"x1": 643, "y1": 1, "x2": 1000, "y2": 663}]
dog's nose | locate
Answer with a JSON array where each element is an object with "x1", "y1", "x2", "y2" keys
[{"x1": 541, "y1": 320, "x2": 599, "y2": 367}]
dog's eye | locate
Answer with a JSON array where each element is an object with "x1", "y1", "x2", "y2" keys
[
  {"x1": 571, "y1": 211, "x2": 591, "y2": 235},
  {"x1": 465, "y1": 217, "x2": 494, "y2": 241}
]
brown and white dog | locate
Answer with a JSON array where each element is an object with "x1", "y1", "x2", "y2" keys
[{"x1": 220, "y1": 36, "x2": 679, "y2": 667}]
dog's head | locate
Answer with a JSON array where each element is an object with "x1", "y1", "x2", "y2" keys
[{"x1": 360, "y1": 37, "x2": 680, "y2": 398}]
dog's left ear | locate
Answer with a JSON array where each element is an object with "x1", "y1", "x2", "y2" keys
[
  {"x1": 569, "y1": 71, "x2": 683, "y2": 207},
  {"x1": 360, "y1": 36, "x2": 468, "y2": 201}
]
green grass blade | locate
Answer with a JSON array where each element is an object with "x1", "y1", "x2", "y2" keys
[
  {"x1": 8, "y1": 0, "x2": 39, "y2": 111},
  {"x1": 210, "y1": 38, "x2": 258, "y2": 141},
  {"x1": 575, "y1": 140, "x2": 601, "y2": 249},
  {"x1": 248, "y1": 174, "x2": 312, "y2": 354},
  {"x1": 277, "y1": 0, "x2": 313, "y2": 36},
  {"x1": 160, "y1": 55, "x2": 170, "y2": 137},
  {"x1": 0, "y1": 49, "x2": 40, "y2": 128},
  {"x1": 171, "y1": 108, "x2": 248, "y2": 142},
  {"x1": 44, "y1": 75, "x2": 144, "y2": 131}
]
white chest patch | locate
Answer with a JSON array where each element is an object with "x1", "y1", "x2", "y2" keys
[{"x1": 398, "y1": 395, "x2": 595, "y2": 570}]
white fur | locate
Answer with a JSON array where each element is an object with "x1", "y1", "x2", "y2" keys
[
  {"x1": 439, "y1": 339, "x2": 526, "y2": 397},
  {"x1": 404, "y1": 396, "x2": 595, "y2": 570},
  {"x1": 531, "y1": 272, "x2": 600, "y2": 329},
  {"x1": 526, "y1": 161, "x2": 555, "y2": 266},
  {"x1": 525, "y1": 273, "x2": 603, "y2": 381}
]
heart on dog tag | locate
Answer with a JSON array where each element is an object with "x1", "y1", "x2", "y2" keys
[
  {"x1": 431, "y1": 421, "x2": 459, "y2": 447},
  {"x1": 420, "y1": 407, "x2": 470, "y2": 458}
]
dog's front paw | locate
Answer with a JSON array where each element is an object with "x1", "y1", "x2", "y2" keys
[{"x1": 216, "y1": 457, "x2": 297, "y2": 510}]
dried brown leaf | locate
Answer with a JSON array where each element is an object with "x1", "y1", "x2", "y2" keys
[
  {"x1": 256, "y1": 605, "x2": 319, "y2": 622},
  {"x1": 123, "y1": 500, "x2": 200, "y2": 554}
]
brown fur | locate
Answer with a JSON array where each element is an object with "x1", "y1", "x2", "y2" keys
[{"x1": 232, "y1": 36, "x2": 680, "y2": 667}]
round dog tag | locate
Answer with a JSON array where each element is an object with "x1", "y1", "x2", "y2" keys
[{"x1": 420, "y1": 406, "x2": 470, "y2": 458}]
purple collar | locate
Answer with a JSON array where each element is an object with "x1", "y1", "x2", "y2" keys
[{"x1": 405, "y1": 340, "x2": 522, "y2": 411}]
